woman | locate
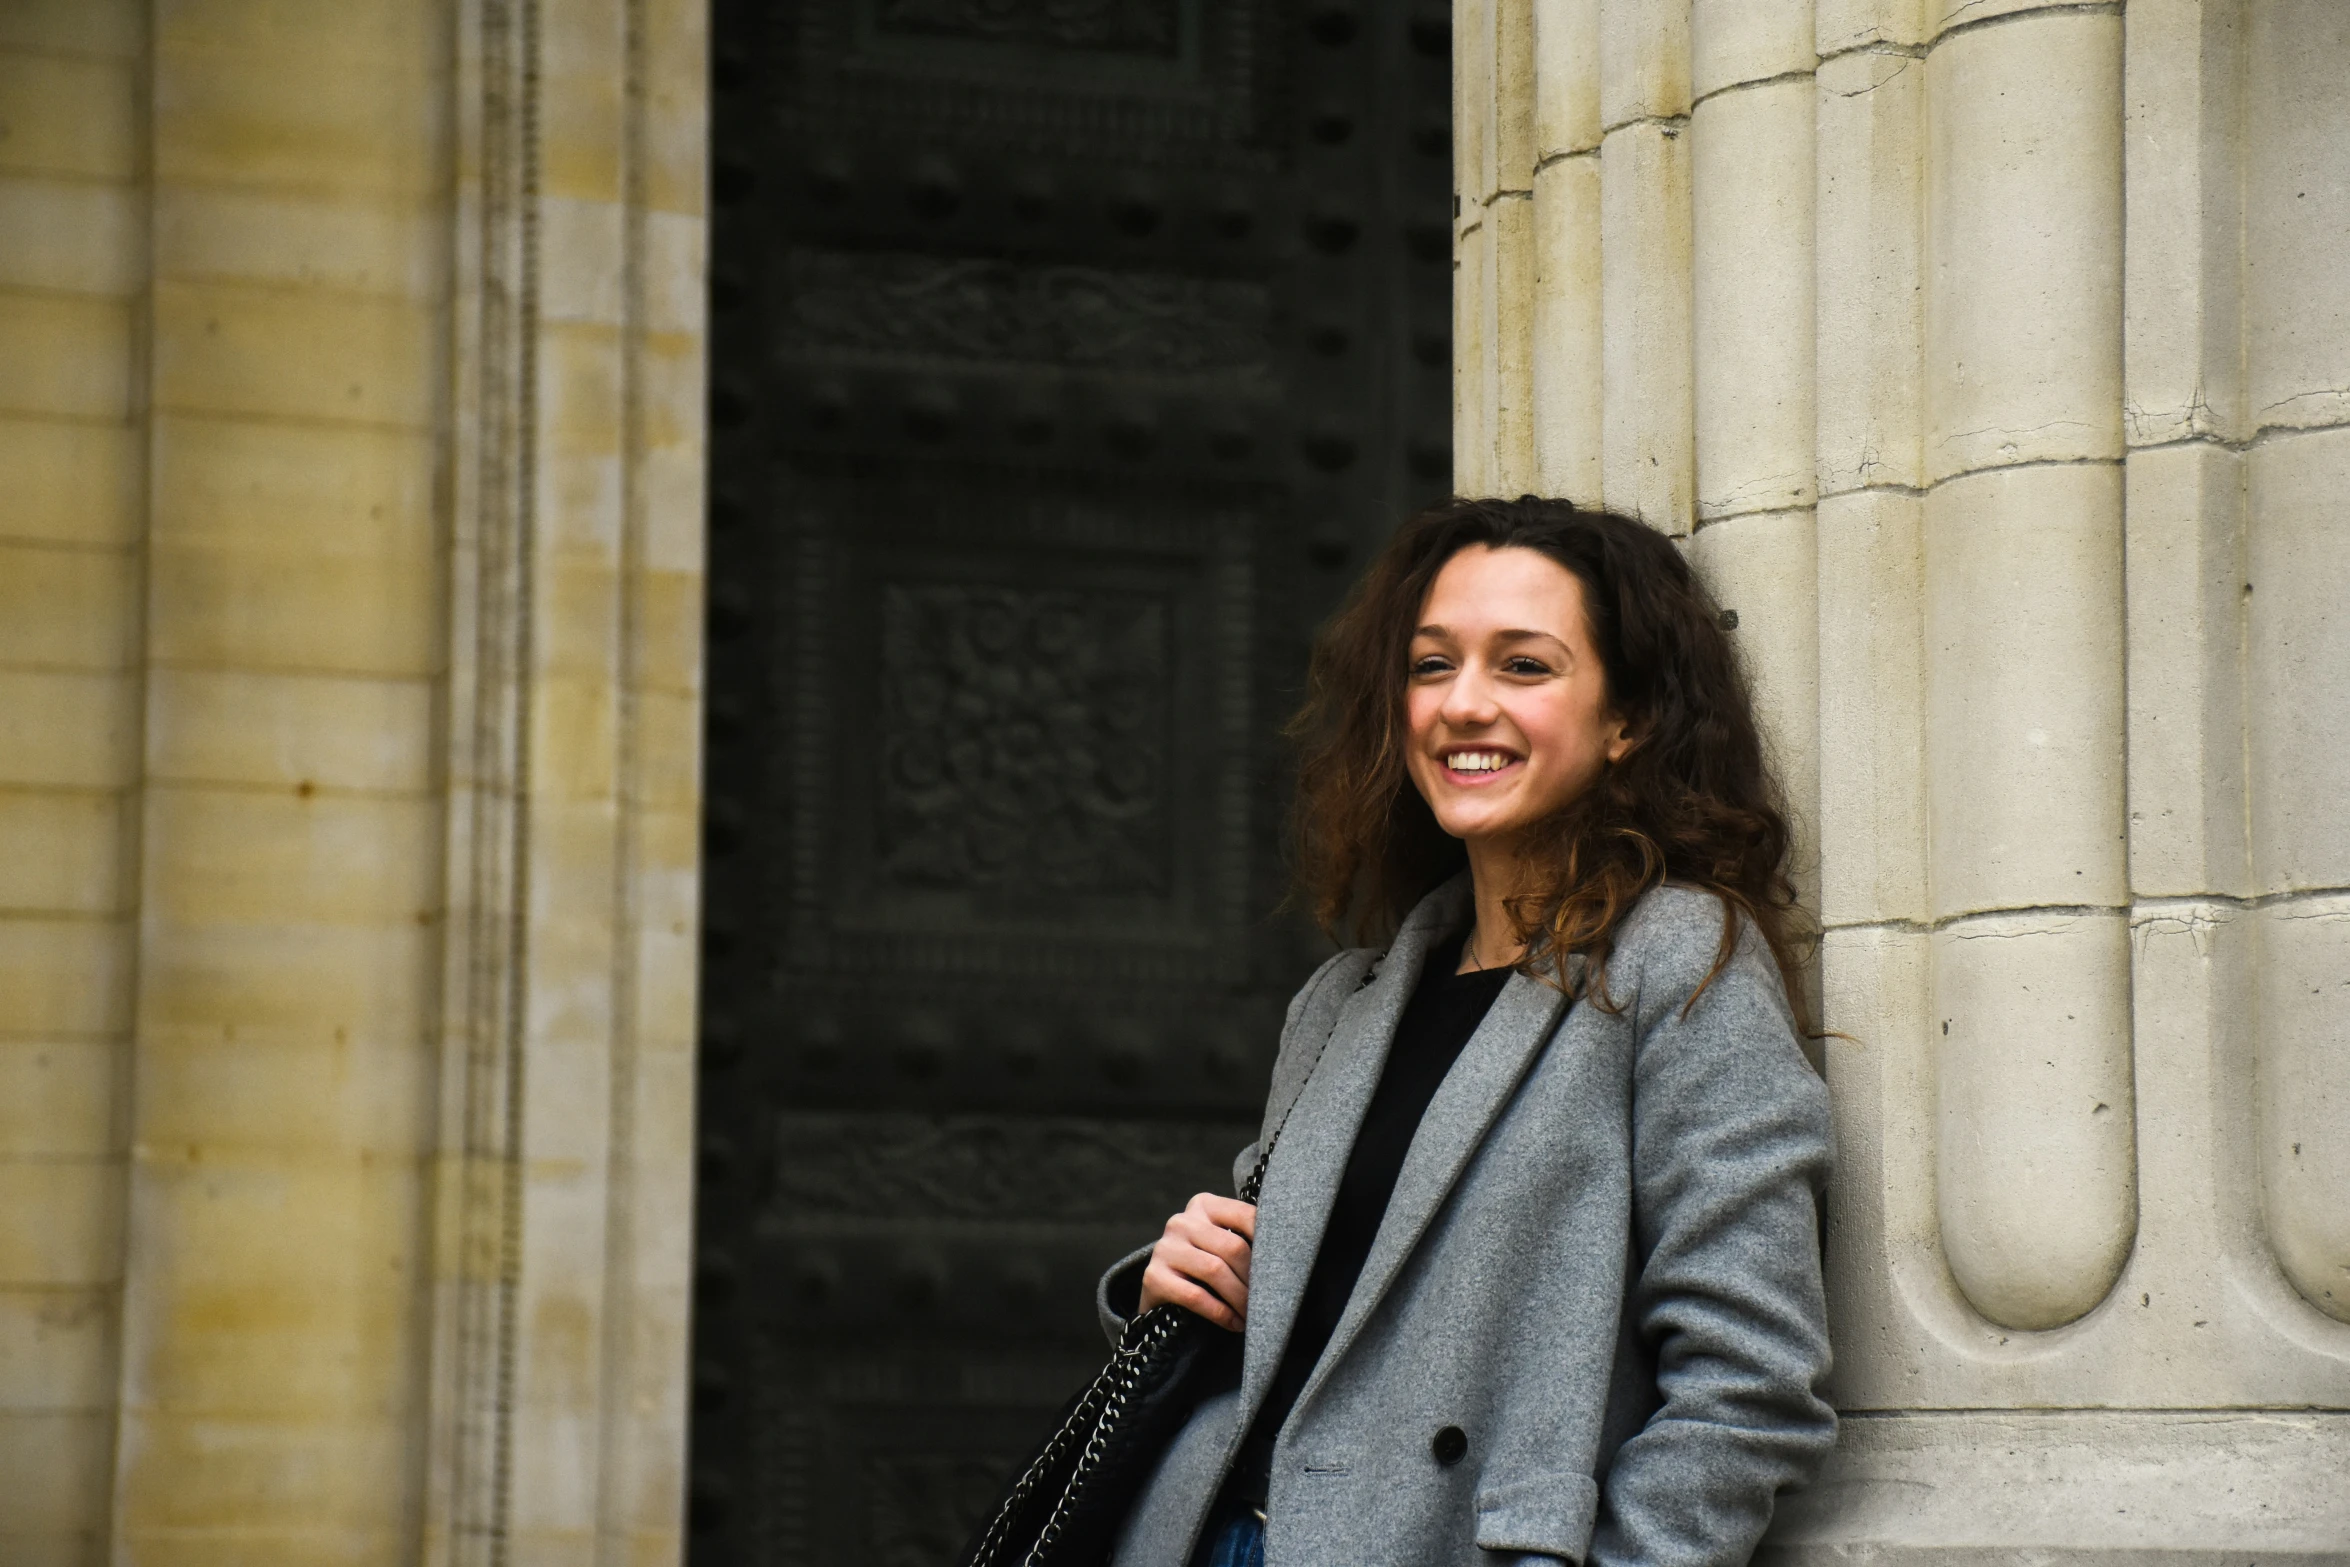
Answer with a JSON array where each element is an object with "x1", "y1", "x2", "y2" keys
[{"x1": 1094, "y1": 496, "x2": 1834, "y2": 1567}]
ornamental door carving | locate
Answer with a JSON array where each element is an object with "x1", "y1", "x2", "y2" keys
[{"x1": 695, "y1": 2, "x2": 1453, "y2": 1560}]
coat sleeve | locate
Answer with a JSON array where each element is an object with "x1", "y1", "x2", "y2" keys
[
  {"x1": 1091, "y1": 946, "x2": 1370, "y2": 1349},
  {"x1": 1588, "y1": 900, "x2": 1836, "y2": 1567},
  {"x1": 1095, "y1": 1241, "x2": 1157, "y2": 1345}
]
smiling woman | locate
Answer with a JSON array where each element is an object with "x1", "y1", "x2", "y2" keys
[
  {"x1": 1401, "y1": 544, "x2": 1637, "y2": 972},
  {"x1": 1293, "y1": 495, "x2": 1812, "y2": 1017},
  {"x1": 1098, "y1": 494, "x2": 1836, "y2": 1567}
]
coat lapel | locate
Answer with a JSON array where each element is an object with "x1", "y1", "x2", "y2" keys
[
  {"x1": 1236, "y1": 876, "x2": 1472, "y2": 1417},
  {"x1": 1289, "y1": 959, "x2": 1574, "y2": 1419}
]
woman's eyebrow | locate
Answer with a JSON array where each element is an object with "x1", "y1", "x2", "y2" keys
[{"x1": 1412, "y1": 625, "x2": 1571, "y2": 651}]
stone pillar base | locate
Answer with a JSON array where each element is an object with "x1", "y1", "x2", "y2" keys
[{"x1": 1759, "y1": 1411, "x2": 2350, "y2": 1565}]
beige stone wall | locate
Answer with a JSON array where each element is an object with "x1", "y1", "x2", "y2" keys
[
  {"x1": 0, "y1": 5, "x2": 146, "y2": 1561},
  {"x1": 118, "y1": 4, "x2": 453, "y2": 1558},
  {"x1": 0, "y1": 1, "x2": 705, "y2": 1561},
  {"x1": 1461, "y1": 0, "x2": 2350, "y2": 1555}
]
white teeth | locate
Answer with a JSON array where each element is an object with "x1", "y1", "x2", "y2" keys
[{"x1": 1447, "y1": 752, "x2": 1511, "y2": 772}]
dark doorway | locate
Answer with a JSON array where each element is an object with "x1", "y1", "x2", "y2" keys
[{"x1": 692, "y1": 2, "x2": 1452, "y2": 1560}]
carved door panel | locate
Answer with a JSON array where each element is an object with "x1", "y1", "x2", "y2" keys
[{"x1": 695, "y1": 2, "x2": 1453, "y2": 1562}]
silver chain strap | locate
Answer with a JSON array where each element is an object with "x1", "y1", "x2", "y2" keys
[{"x1": 965, "y1": 950, "x2": 1373, "y2": 1567}]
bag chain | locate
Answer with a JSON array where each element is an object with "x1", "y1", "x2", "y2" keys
[{"x1": 964, "y1": 951, "x2": 1366, "y2": 1566}]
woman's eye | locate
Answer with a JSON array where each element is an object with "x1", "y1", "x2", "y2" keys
[
  {"x1": 1502, "y1": 657, "x2": 1552, "y2": 676},
  {"x1": 1409, "y1": 656, "x2": 1452, "y2": 677}
]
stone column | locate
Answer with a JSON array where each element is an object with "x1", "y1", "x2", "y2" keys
[
  {"x1": 0, "y1": 1, "x2": 708, "y2": 1562},
  {"x1": 1461, "y1": 0, "x2": 2350, "y2": 1555},
  {"x1": 422, "y1": 4, "x2": 709, "y2": 1563}
]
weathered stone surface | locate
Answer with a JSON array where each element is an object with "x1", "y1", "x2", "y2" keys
[
  {"x1": 1923, "y1": 462, "x2": 2127, "y2": 916},
  {"x1": 2256, "y1": 894, "x2": 2350, "y2": 1324},
  {"x1": 1814, "y1": 42, "x2": 1925, "y2": 497},
  {"x1": 1816, "y1": 490, "x2": 1926, "y2": 928},
  {"x1": 1536, "y1": 0, "x2": 1603, "y2": 158},
  {"x1": 2123, "y1": 0, "x2": 2245, "y2": 446},
  {"x1": 1690, "y1": 0, "x2": 1813, "y2": 101},
  {"x1": 1933, "y1": 910, "x2": 2136, "y2": 1331},
  {"x1": 1599, "y1": 118, "x2": 1694, "y2": 532},
  {"x1": 1466, "y1": 0, "x2": 2350, "y2": 1553},
  {"x1": 1690, "y1": 508, "x2": 1820, "y2": 899},
  {"x1": 1532, "y1": 151, "x2": 1604, "y2": 501},
  {"x1": 1693, "y1": 77, "x2": 1815, "y2": 522},
  {"x1": 1765, "y1": 1411, "x2": 2350, "y2": 1561},
  {"x1": 1599, "y1": 0, "x2": 1692, "y2": 129},
  {"x1": 1923, "y1": 10, "x2": 2124, "y2": 481},
  {"x1": 2124, "y1": 443, "x2": 2249, "y2": 898},
  {"x1": 2243, "y1": 0, "x2": 2350, "y2": 436},
  {"x1": 2245, "y1": 425, "x2": 2350, "y2": 895}
]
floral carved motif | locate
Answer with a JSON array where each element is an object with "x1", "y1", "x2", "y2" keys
[{"x1": 878, "y1": 583, "x2": 1173, "y2": 895}]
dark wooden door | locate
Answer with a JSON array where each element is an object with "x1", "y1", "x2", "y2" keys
[{"x1": 694, "y1": 2, "x2": 1452, "y2": 1560}]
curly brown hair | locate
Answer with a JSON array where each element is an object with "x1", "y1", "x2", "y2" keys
[{"x1": 1287, "y1": 494, "x2": 1813, "y2": 1031}]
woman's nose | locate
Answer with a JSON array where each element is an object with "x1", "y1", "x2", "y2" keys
[{"x1": 1440, "y1": 665, "x2": 1501, "y2": 725}]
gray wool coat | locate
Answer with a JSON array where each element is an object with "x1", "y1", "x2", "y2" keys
[{"x1": 1093, "y1": 876, "x2": 1835, "y2": 1567}]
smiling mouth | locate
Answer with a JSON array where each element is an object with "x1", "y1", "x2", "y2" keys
[{"x1": 1441, "y1": 749, "x2": 1520, "y2": 779}]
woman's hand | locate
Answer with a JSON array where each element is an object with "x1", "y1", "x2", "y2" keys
[{"x1": 1138, "y1": 1193, "x2": 1256, "y2": 1332}]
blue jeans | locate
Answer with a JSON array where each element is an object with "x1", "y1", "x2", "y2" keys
[{"x1": 1190, "y1": 1502, "x2": 1266, "y2": 1567}]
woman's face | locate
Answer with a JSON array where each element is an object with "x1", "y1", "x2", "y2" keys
[{"x1": 1404, "y1": 545, "x2": 1632, "y2": 846}]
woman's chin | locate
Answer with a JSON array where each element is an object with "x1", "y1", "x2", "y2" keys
[{"x1": 1434, "y1": 807, "x2": 1528, "y2": 846}]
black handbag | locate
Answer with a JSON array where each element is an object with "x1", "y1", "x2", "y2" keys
[
  {"x1": 952, "y1": 1158, "x2": 1263, "y2": 1567},
  {"x1": 957, "y1": 964, "x2": 1361, "y2": 1567}
]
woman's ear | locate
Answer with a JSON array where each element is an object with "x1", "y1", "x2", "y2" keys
[{"x1": 1604, "y1": 715, "x2": 1637, "y2": 765}]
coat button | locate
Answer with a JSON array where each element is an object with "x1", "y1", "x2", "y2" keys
[{"x1": 1431, "y1": 1425, "x2": 1467, "y2": 1466}]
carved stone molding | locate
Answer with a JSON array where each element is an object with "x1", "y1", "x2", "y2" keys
[
  {"x1": 423, "y1": 2, "x2": 539, "y2": 1563},
  {"x1": 424, "y1": 6, "x2": 699, "y2": 1560},
  {"x1": 787, "y1": 0, "x2": 1269, "y2": 164},
  {"x1": 876, "y1": 0, "x2": 1183, "y2": 55},
  {"x1": 767, "y1": 1112, "x2": 1242, "y2": 1223},
  {"x1": 779, "y1": 248, "x2": 1274, "y2": 382}
]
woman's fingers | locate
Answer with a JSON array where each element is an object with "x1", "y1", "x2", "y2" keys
[
  {"x1": 1135, "y1": 1193, "x2": 1259, "y2": 1330},
  {"x1": 1173, "y1": 1236, "x2": 1250, "y2": 1314},
  {"x1": 1170, "y1": 1209, "x2": 1253, "y2": 1284},
  {"x1": 1187, "y1": 1192, "x2": 1258, "y2": 1242},
  {"x1": 1139, "y1": 1236, "x2": 1249, "y2": 1326},
  {"x1": 1141, "y1": 1257, "x2": 1243, "y2": 1332}
]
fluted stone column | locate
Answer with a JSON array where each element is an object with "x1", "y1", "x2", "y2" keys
[{"x1": 1459, "y1": 0, "x2": 2350, "y2": 1555}]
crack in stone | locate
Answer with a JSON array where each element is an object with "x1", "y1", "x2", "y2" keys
[
  {"x1": 1691, "y1": 68, "x2": 1819, "y2": 114},
  {"x1": 1599, "y1": 112, "x2": 1692, "y2": 137},
  {"x1": 2124, "y1": 384, "x2": 2222, "y2": 444},
  {"x1": 1825, "y1": 51, "x2": 1923, "y2": 98},
  {"x1": 2257, "y1": 387, "x2": 2350, "y2": 419},
  {"x1": 1936, "y1": 1, "x2": 2124, "y2": 47},
  {"x1": 1940, "y1": 418, "x2": 2100, "y2": 450}
]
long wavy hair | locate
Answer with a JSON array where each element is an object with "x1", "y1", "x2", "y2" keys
[{"x1": 1288, "y1": 495, "x2": 1813, "y2": 1031}]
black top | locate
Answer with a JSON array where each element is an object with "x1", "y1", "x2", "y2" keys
[{"x1": 1229, "y1": 931, "x2": 1511, "y2": 1504}]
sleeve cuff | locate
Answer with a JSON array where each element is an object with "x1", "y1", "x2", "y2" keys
[{"x1": 1095, "y1": 1241, "x2": 1155, "y2": 1347}]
